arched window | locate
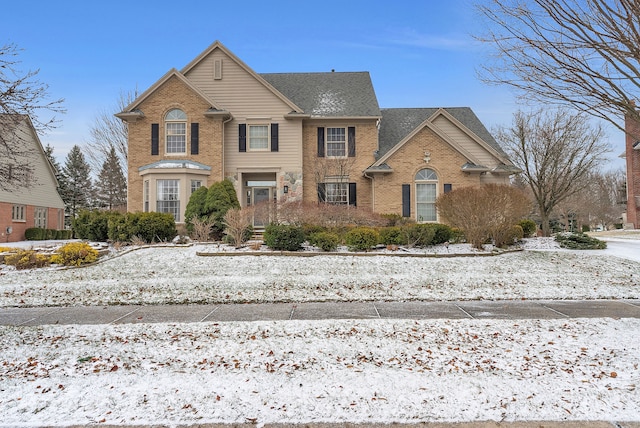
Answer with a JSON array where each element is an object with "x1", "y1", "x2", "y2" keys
[
  {"x1": 415, "y1": 168, "x2": 438, "y2": 222},
  {"x1": 165, "y1": 108, "x2": 187, "y2": 153}
]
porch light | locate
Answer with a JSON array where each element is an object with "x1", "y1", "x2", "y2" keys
[{"x1": 284, "y1": 185, "x2": 289, "y2": 194}]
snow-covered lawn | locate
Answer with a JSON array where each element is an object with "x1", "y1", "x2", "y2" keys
[
  {"x1": 1, "y1": 238, "x2": 639, "y2": 307},
  {"x1": 1, "y1": 237, "x2": 639, "y2": 426}
]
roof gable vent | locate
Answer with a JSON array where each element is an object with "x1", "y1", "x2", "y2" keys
[{"x1": 214, "y1": 59, "x2": 223, "y2": 80}]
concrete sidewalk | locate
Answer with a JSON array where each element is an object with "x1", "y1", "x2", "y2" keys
[{"x1": 1, "y1": 299, "x2": 639, "y2": 326}]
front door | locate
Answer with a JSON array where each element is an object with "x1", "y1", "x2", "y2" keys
[{"x1": 251, "y1": 187, "x2": 271, "y2": 227}]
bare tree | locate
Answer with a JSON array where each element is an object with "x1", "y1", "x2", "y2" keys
[
  {"x1": 0, "y1": 43, "x2": 64, "y2": 191},
  {"x1": 476, "y1": 0, "x2": 640, "y2": 132},
  {"x1": 85, "y1": 90, "x2": 134, "y2": 175},
  {"x1": 494, "y1": 109, "x2": 611, "y2": 236}
]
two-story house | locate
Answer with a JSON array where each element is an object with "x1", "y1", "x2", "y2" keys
[
  {"x1": 0, "y1": 114, "x2": 65, "y2": 242},
  {"x1": 117, "y1": 41, "x2": 518, "y2": 226}
]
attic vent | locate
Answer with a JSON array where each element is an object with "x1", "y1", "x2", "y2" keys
[{"x1": 214, "y1": 59, "x2": 223, "y2": 80}]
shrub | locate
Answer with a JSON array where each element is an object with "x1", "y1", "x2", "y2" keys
[
  {"x1": 50, "y1": 242, "x2": 99, "y2": 266},
  {"x1": 205, "y1": 179, "x2": 241, "y2": 240},
  {"x1": 190, "y1": 217, "x2": 215, "y2": 242},
  {"x1": 74, "y1": 210, "x2": 123, "y2": 241},
  {"x1": 25, "y1": 228, "x2": 45, "y2": 240},
  {"x1": 184, "y1": 185, "x2": 209, "y2": 233},
  {"x1": 401, "y1": 224, "x2": 436, "y2": 248},
  {"x1": 107, "y1": 212, "x2": 176, "y2": 243},
  {"x1": 264, "y1": 224, "x2": 305, "y2": 251},
  {"x1": 4, "y1": 250, "x2": 50, "y2": 270},
  {"x1": 345, "y1": 227, "x2": 380, "y2": 251},
  {"x1": 555, "y1": 232, "x2": 607, "y2": 250},
  {"x1": 518, "y1": 219, "x2": 537, "y2": 238},
  {"x1": 426, "y1": 223, "x2": 453, "y2": 245},
  {"x1": 380, "y1": 213, "x2": 404, "y2": 226},
  {"x1": 308, "y1": 231, "x2": 340, "y2": 251},
  {"x1": 223, "y1": 207, "x2": 254, "y2": 248},
  {"x1": 379, "y1": 226, "x2": 406, "y2": 246},
  {"x1": 436, "y1": 184, "x2": 532, "y2": 249}
]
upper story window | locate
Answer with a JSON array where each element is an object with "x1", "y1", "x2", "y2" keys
[
  {"x1": 249, "y1": 125, "x2": 269, "y2": 151},
  {"x1": 165, "y1": 109, "x2": 187, "y2": 154},
  {"x1": 326, "y1": 127, "x2": 346, "y2": 157}
]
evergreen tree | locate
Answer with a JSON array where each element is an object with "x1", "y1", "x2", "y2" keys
[
  {"x1": 95, "y1": 145, "x2": 127, "y2": 210},
  {"x1": 59, "y1": 145, "x2": 94, "y2": 224},
  {"x1": 43, "y1": 143, "x2": 63, "y2": 183},
  {"x1": 204, "y1": 179, "x2": 240, "y2": 239}
]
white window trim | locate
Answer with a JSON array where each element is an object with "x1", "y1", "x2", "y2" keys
[
  {"x1": 12, "y1": 204, "x2": 26, "y2": 222},
  {"x1": 248, "y1": 124, "x2": 270, "y2": 152},
  {"x1": 325, "y1": 127, "x2": 347, "y2": 158},
  {"x1": 165, "y1": 109, "x2": 187, "y2": 155},
  {"x1": 415, "y1": 168, "x2": 438, "y2": 223}
]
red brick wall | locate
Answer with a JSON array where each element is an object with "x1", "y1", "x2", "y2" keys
[{"x1": 625, "y1": 113, "x2": 640, "y2": 228}]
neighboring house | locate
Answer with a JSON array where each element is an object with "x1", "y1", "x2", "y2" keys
[
  {"x1": 0, "y1": 115, "x2": 65, "y2": 242},
  {"x1": 117, "y1": 41, "x2": 519, "y2": 226},
  {"x1": 623, "y1": 111, "x2": 640, "y2": 229}
]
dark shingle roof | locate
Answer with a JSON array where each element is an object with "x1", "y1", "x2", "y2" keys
[
  {"x1": 260, "y1": 72, "x2": 381, "y2": 118},
  {"x1": 378, "y1": 107, "x2": 508, "y2": 159}
]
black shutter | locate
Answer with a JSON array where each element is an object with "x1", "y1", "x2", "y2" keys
[
  {"x1": 191, "y1": 123, "x2": 199, "y2": 155},
  {"x1": 348, "y1": 126, "x2": 356, "y2": 157},
  {"x1": 402, "y1": 184, "x2": 411, "y2": 217},
  {"x1": 317, "y1": 127, "x2": 325, "y2": 157},
  {"x1": 348, "y1": 183, "x2": 357, "y2": 206},
  {"x1": 444, "y1": 183, "x2": 452, "y2": 193},
  {"x1": 271, "y1": 123, "x2": 279, "y2": 152},
  {"x1": 317, "y1": 183, "x2": 326, "y2": 202},
  {"x1": 151, "y1": 123, "x2": 159, "y2": 155},
  {"x1": 239, "y1": 124, "x2": 247, "y2": 152}
]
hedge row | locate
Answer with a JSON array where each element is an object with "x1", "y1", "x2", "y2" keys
[
  {"x1": 263, "y1": 223, "x2": 460, "y2": 252},
  {"x1": 73, "y1": 210, "x2": 176, "y2": 243},
  {"x1": 25, "y1": 228, "x2": 73, "y2": 241}
]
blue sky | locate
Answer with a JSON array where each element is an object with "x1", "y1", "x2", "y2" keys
[{"x1": 3, "y1": 0, "x2": 625, "y2": 169}]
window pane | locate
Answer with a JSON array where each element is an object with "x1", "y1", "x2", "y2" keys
[
  {"x1": 157, "y1": 180, "x2": 180, "y2": 221},
  {"x1": 416, "y1": 183, "x2": 436, "y2": 222},
  {"x1": 326, "y1": 182, "x2": 348, "y2": 204},
  {"x1": 326, "y1": 127, "x2": 346, "y2": 157},
  {"x1": 165, "y1": 109, "x2": 187, "y2": 120},
  {"x1": 415, "y1": 168, "x2": 438, "y2": 181},
  {"x1": 166, "y1": 122, "x2": 186, "y2": 153},
  {"x1": 249, "y1": 125, "x2": 269, "y2": 150}
]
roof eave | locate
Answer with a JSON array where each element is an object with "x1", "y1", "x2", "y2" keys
[{"x1": 115, "y1": 110, "x2": 145, "y2": 122}]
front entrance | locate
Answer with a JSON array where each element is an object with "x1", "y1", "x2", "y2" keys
[
  {"x1": 243, "y1": 173, "x2": 277, "y2": 228},
  {"x1": 251, "y1": 187, "x2": 272, "y2": 227}
]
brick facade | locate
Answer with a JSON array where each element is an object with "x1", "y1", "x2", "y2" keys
[
  {"x1": 371, "y1": 127, "x2": 485, "y2": 217},
  {"x1": 127, "y1": 75, "x2": 224, "y2": 214},
  {"x1": 302, "y1": 121, "x2": 378, "y2": 208},
  {"x1": 625, "y1": 112, "x2": 640, "y2": 228},
  {"x1": 0, "y1": 203, "x2": 63, "y2": 243}
]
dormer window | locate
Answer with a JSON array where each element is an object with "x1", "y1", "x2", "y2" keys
[{"x1": 165, "y1": 109, "x2": 187, "y2": 154}]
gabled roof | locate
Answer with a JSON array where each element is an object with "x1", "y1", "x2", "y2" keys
[
  {"x1": 261, "y1": 72, "x2": 381, "y2": 118},
  {"x1": 374, "y1": 107, "x2": 513, "y2": 170},
  {"x1": 378, "y1": 107, "x2": 508, "y2": 159},
  {"x1": 181, "y1": 41, "x2": 303, "y2": 114},
  {"x1": 116, "y1": 68, "x2": 227, "y2": 117}
]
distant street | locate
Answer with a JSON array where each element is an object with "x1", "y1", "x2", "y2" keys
[{"x1": 599, "y1": 237, "x2": 640, "y2": 262}]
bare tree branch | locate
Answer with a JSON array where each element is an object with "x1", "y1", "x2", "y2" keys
[
  {"x1": 0, "y1": 43, "x2": 65, "y2": 191},
  {"x1": 476, "y1": 0, "x2": 640, "y2": 133},
  {"x1": 85, "y1": 90, "x2": 134, "y2": 175},
  {"x1": 494, "y1": 108, "x2": 611, "y2": 235}
]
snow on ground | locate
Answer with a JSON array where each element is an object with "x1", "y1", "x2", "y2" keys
[
  {"x1": 0, "y1": 318, "x2": 638, "y2": 426},
  {"x1": 0, "y1": 237, "x2": 639, "y2": 426},
  {"x1": 0, "y1": 238, "x2": 639, "y2": 307}
]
